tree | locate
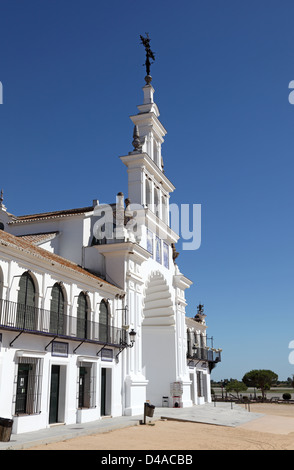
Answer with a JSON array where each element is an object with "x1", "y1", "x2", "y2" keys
[
  {"x1": 225, "y1": 379, "x2": 247, "y2": 398},
  {"x1": 242, "y1": 370, "x2": 278, "y2": 400}
]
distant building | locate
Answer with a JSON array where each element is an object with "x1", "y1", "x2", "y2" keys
[{"x1": 0, "y1": 74, "x2": 221, "y2": 435}]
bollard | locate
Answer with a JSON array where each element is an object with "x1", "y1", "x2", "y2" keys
[
  {"x1": 0, "y1": 418, "x2": 13, "y2": 442},
  {"x1": 140, "y1": 402, "x2": 155, "y2": 425}
]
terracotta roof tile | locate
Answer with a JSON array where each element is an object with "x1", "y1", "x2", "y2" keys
[
  {"x1": 17, "y1": 231, "x2": 59, "y2": 245},
  {"x1": 9, "y1": 206, "x2": 94, "y2": 223},
  {"x1": 0, "y1": 230, "x2": 119, "y2": 290}
]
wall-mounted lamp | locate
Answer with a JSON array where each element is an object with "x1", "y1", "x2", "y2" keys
[
  {"x1": 115, "y1": 328, "x2": 137, "y2": 362},
  {"x1": 128, "y1": 329, "x2": 136, "y2": 348}
]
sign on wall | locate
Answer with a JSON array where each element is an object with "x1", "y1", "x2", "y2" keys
[
  {"x1": 51, "y1": 341, "x2": 69, "y2": 357},
  {"x1": 101, "y1": 348, "x2": 113, "y2": 362}
]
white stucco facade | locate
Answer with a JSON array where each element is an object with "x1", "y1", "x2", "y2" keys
[{"x1": 0, "y1": 77, "x2": 221, "y2": 435}]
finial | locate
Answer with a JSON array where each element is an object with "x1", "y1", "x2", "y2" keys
[
  {"x1": 171, "y1": 243, "x2": 179, "y2": 263},
  {"x1": 140, "y1": 33, "x2": 155, "y2": 84},
  {"x1": 195, "y1": 304, "x2": 206, "y2": 323},
  {"x1": 132, "y1": 125, "x2": 142, "y2": 151},
  {"x1": 197, "y1": 304, "x2": 204, "y2": 314},
  {"x1": 0, "y1": 189, "x2": 6, "y2": 211}
]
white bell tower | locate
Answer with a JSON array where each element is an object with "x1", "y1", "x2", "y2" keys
[{"x1": 120, "y1": 78, "x2": 175, "y2": 226}]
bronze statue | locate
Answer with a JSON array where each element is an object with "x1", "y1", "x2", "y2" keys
[
  {"x1": 140, "y1": 33, "x2": 155, "y2": 81},
  {"x1": 197, "y1": 304, "x2": 204, "y2": 314}
]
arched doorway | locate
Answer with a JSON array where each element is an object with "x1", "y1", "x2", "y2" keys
[{"x1": 142, "y1": 272, "x2": 176, "y2": 406}]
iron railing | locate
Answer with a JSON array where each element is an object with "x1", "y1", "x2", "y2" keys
[
  {"x1": 0, "y1": 298, "x2": 127, "y2": 347},
  {"x1": 187, "y1": 347, "x2": 221, "y2": 363}
]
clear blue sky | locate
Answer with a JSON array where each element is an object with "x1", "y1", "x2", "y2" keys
[{"x1": 0, "y1": 0, "x2": 293, "y2": 382}]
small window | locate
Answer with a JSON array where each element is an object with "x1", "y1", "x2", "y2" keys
[
  {"x1": 146, "y1": 229, "x2": 153, "y2": 255},
  {"x1": 155, "y1": 236, "x2": 161, "y2": 263},
  {"x1": 0, "y1": 222, "x2": 4, "y2": 231}
]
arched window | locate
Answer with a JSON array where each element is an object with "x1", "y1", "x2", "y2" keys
[
  {"x1": 77, "y1": 292, "x2": 89, "y2": 339},
  {"x1": 50, "y1": 283, "x2": 65, "y2": 335},
  {"x1": 154, "y1": 188, "x2": 160, "y2": 218},
  {"x1": 162, "y1": 195, "x2": 167, "y2": 223},
  {"x1": 99, "y1": 300, "x2": 109, "y2": 343},
  {"x1": 145, "y1": 178, "x2": 152, "y2": 208},
  {"x1": 16, "y1": 272, "x2": 36, "y2": 330}
]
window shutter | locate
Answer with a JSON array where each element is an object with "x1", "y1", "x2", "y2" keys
[
  {"x1": 99, "y1": 301, "x2": 109, "y2": 342},
  {"x1": 50, "y1": 284, "x2": 64, "y2": 335},
  {"x1": 77, "y1": 292, "x2": 88, "y2": 339},
  {"x1": 16, "y1": 272, "x2": 36, "y2": 329}
]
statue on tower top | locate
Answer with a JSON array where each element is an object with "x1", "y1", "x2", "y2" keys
[{"x1": 140, "y1": 33, "x2": 155, "y2": 84}]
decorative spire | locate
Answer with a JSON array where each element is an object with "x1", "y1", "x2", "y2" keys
[
  {"x1": 0, "y1": 189, "x2": 6, "y2": 210},
  {"x1": 195, "y1": 304, "x2": 206, "y2": 324},
  {"x1": 140, "y1": 33, "x2": 155, "y2": 85},
  {"x1": 171, "y1": 243, "x2": 179, "y2": 263},
  {"x1": 197, "y1": 304, "x2": 204, "y2": 315},
  {"x1": 132, "y1": 125, "x2": 142, "y2": 152}
]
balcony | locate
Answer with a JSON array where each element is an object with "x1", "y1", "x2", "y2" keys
[
  {"x1": 0, "y1": 298, "x2": 127, "y2": 348},
  {"x1": 187, "y1": 347, "x2": 222, "y2": 364}
]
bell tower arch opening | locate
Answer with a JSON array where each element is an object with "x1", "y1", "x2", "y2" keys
[{"x1": 142, "y1": 272, "x2": 177, "y2": 406}]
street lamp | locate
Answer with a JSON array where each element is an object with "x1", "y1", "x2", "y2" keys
[
  {"x1": 115, "y1": 328, "x2": 137, "y2": 362},
  {"x1": 128, "y1": 329, "x2": 136, "y2": 347}
]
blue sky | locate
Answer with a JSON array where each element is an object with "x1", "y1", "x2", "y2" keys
[{"x1": 0, "y1": 0, "x2": 293, "y2": 381}]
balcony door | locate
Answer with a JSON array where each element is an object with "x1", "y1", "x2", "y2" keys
[
  {"x1": 50, "y1": 284, "x2": 64, "y2": 335},
  {"x1": 99, "y1": 300, "x2": 109, "y2": 343},
  {"x1": 16, "y1": 272, "x2": 36, "y2": 330},
  {"x1": 77, "y1": 292, "x2": 88, "y2": 339}
]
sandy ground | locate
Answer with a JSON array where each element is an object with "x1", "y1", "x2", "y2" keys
[{"x1": 28, "y1": 404, "x2": 294, "y2": 451}]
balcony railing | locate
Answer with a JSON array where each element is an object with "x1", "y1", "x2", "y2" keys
[
  {"x1": 187, "y1": 347, "x2": 221, "y2": 364},
  {"x1": 0, "y1": 298, "x2": 127, "y2": 348}
]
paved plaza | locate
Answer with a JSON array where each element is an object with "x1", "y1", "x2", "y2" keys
[{"x1": 0, "y1": 403, "x2": 263, "y2": 450}]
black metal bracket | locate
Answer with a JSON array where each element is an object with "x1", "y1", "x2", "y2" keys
[
  {"x1": 115, "y1": 347, "x2": 125, "y2": 363},
  {"x1": 73, "y1": 340, "x2": 86, "y2": 354},
  {"x1": 45, "y1": 336, "x2": 58, "y2": 351},
  {"x1": 96, "y1": 343, "x2": 107, "y2": 357},
  {"x1": 188, "y1": 358, "x2": 202, "y2": 368},
  {"x1": 115, "y1": 341, "x2": 131, "y2": 363},
  {"x1": 9, "y1": 330, "x2": 24, "y2": 347}
]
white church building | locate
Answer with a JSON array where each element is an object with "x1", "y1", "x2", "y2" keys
[{"x1": 0, "y1": 66, "x2": 221, "y2": 435}]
